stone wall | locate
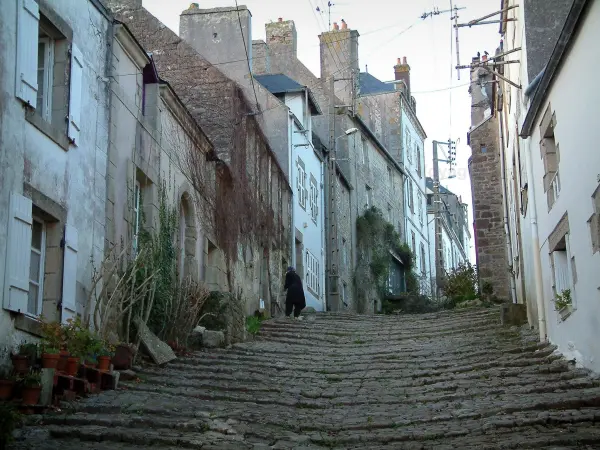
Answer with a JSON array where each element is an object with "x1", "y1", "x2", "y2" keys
[{"x1": 468, "y1": 115, "x2": 510, "y2": 301}]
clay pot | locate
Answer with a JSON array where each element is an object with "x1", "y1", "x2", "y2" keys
[
  {"x1": 57, "y1": 351, "x2": 69, "y2": 372},
  {"x1": 112, "y1": 344, "x2": 134, "y2": 370},
  {"x1": 98, "y1": 356, "x2": 111, "y2": 372},
  {"x1": 11, "y1": 355, "x2": 29, "y2": 375},
  {"x1": 0, "y1": 379, "x2": 14, "y2": 400},
  {"x1": 66, "y1": 357, "x2": 80, "y2": 377},
  {"x1": 21, "y1": 385, "x2": 41, "y2": 405},
  {"x1": 41, "y1": 353, "x2": 60, "y2": 369}
]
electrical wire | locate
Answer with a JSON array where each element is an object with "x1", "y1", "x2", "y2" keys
[
  {"x1": 412, "y1": 82, "x2": 469, "y2": 94},
  {"x1": 235, "y1": 0, "x2": 260, "y2": 112}
]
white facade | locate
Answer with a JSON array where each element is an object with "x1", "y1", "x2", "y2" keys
[
  {"x1": 0, "y1": 0, "x2": 111, "y2": 360},
  {"x1": 500, "y1": 0, "x2": 600, "y2": 372},
  {"x1": 402, "y1": 108, "x2": 431, "y2": 292},
  {"x1": 287, "y1": 92, "x2": 326, "y2": 311}
]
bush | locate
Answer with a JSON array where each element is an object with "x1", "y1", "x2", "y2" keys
[
  {"x1": 0, "y1": 403, "x2": 21, "y2": 448},
  {"x1": 442, "y1": 262, "x2": 479, "y2": 304}
]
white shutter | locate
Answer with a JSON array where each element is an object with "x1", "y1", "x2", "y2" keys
[
  {"x1": 61, "y1": 224, "x2": 78, "y2": 323},
  {"x1": 3, "y1": 192, "x2": 32, "y2": 313},
  {"x1": 15, "y1": 0, "x2": 39, "y2": 106},
  {"x1": 68, "y1": 44, "x2": 84, "y2": 145}
]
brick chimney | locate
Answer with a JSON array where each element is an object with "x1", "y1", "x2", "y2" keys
[
  {"x1": 394, "y1": 56, "x2": 411, "y2": 98},
  {"x1": 265, "y1": 18, "x2": 298, "y2": 58},
  {"x1": 179, "y1": 5, "x2": 253, "y2": 83},
  {"x1": 319, "y1": 21, "x2": 359, "y2": 106}
]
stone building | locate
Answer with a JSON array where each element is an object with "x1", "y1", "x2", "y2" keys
[
  {"x1": 467, "y1": 58, "x2": 511, "y2": 301},
  {"x1": 496, "y1": 0, "x2": 600, "y2": 372},
  {"x1": 104, "y1": 0, "x2": 293, "y2": 318},
  {"x1": 0, "y1": 0, "x2": 111, "y2": 364}
]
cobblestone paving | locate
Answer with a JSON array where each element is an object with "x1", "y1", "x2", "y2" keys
[{"x1": 11, "y1": 308, "x2": 600, "y2": 449}]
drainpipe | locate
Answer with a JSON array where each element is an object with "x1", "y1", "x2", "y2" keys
[
  {"x1": 523, "y1": 135, "x2": 547, "y2": 341},
  {"x1": 498, "y1": 100, "x2": 517, "y2": 304},
  {"x1": 288, "y1": 111, "x2": 295, "y2": 274}
]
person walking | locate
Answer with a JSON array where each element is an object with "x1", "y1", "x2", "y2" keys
[{"x1": 284, "y1": 267, "x2": 306, "y2": 320}]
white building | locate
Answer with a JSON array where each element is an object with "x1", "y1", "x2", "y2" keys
[
  {"x1": 401, "y1": 97, "x2": 431, "y2": 293},
  {"x1": 498, "y1": 0, "x2": 600, "y2": 371},
  {"x1": 426, "y1": 179, "x2": 471, "y2": 282},
  {"x1": 0, "y1": 0, "x2": 111, "y2": 359},
  {"x1": 255, "y1": 74, "x2": 326, "y2": 311}
]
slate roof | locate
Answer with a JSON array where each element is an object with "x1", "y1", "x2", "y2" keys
[
  {"x1": 358, "y1": 72, "x2": 395, "y2": 95},
  {"x1": 254, "y1": 74, "x2": 321, "y2": 115}
]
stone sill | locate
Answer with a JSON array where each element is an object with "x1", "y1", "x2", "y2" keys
[
  {"x1": 557, "y1": 305, "x2": 573, "y2": 322},
  {"x1": 25, "y1": 108, "x2": 70, "y2": 152},
  {"x1": 13, "y1": 313, "x2": 43, "y2": 338}
]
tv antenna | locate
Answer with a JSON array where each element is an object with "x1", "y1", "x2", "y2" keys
[{"x1": 316, "y1": 1, "x2": 335, "y2": 30}]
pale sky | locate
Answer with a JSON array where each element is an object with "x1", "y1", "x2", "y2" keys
[{"x1": 143, "y1": 0, "x2": 501, "y2": 262}]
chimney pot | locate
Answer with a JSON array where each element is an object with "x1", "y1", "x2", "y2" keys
[
  {"x1": 278, "y1": 17, "x2": 283, "y2": 22},
  {"x1": 189, "y1": 2, "x2": 199, "y2": 8},
  {"x1": 397, "y1": 57, "x2": 401, "y2": 65},
  {"x1": 333, "y1": 22, "x2": 339, "y2": 30},
  {"x1": 402, "y1": 56, "x2": 407, "y2": 65},
  {"x1": 341, "y1": 19, "x2": 347, "y2": 29}
]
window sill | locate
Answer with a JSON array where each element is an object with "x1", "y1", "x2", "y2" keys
[
  {"x1": 557, "y1": 305, "x2": 573, "y2": 322},
  {"x1": 25, "y1": 109, "x2": 70, "y2": 151},
  {"x1": 13, "y1": 313, "x2": 43, "y2": 338}
]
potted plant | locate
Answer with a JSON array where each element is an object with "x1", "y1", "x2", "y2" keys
[
  {"x1": 97, "y1": 343, "x2": 115, "y2": 372},
  {"x1": 0, "y1": 370, "x2": 16, "y2": 401},
  {"x1": 11, "y1": 343, "x2": 37, "y2": 375},
  {"x1": 39, "y1": 318, "x2": 65, "y2": 370},
  {"x1": 19, "y1": 370, "x2": 42, "y2": 405},
  {"x1": 64, "y1": 317, "x2": 92, "y2": 377},
  {"x1": 0, "y1": 403, "x2": 21, "y2": 449},
  {"x1": 84, "y1": 334, "x2": 103, "y2": 368}
]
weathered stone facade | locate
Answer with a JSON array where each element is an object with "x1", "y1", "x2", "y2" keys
[
  {"x1": 105, "y1": 0, "x2": 292, "y2": 318},
  {"x1": 468, "y1": 62, "x2": 510, "y2": 301}
]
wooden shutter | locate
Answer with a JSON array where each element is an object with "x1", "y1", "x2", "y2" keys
[
  {"x1": 61, "y1": 224, "x2": 78, "y2": 323},
  {"x1": 3, "y1": 192, "x2": 32, "y2": 313},
  {"x1": 15, "y1": 0, "x2": 39, "y2": 106},
  {"x1": 68, "y1": 44, "x2": 84, "y2": 144}
]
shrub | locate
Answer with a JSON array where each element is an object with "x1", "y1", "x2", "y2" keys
[{"x1": 441, "y1": 262, "x2": 479, "y2": 304}]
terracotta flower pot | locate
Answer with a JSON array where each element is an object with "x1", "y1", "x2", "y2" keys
[
  {"x1": 57, "y1": 351, "x2": 69, "y2": 372},
  {"x1": 12, "y1": 355, "x2": 29, "y2": 374},
  {"x1": 22, "y1": 385, "x2": 41, "y2": 405},
  {"x1": 0, "y1": 379, "x2": 14, "y2": 400},
  {"x1": 41, "y1": 353, "x2": 60, "y2": 369},
  {"x1": 66, "y1": 357, "x2": 80, "y2": 377},
  {"x1": 98, "y1": 356, "x2": 111, "y2": 372}
]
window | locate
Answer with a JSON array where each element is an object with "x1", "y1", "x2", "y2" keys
[
  {"x1": 16, "y1": 0, "x2": 82, "y2": 146},
  {"x1": 411, "y1": 231, "x2": 416, "y2": 261},
  {"x1": 365, "y1": 185, "x2": 372, "y2": 208},
  {"x1": 309, "y1": 177, "x2": 319, "y2": 222},
  {"x1": 28, "y1": 217, "x2": 46, "y2": 315},
  {"x1": 342, "y1": 238, "x2": 348, "y2": 266},
  {"x1": 406, "y1": 130, "x2": 412, "y2": 163},
  {"x1": 416, "y1": 146, "x2": 422, "y2": 177},
  {"x1": 539, "y1": 105, "x2": 559, "y2": 210},
  {"x1": 387, "y1": 204, "x2": 393, "y2": 223},
  {"x1": 408, "y1": 181, "x2": 414, "y2": 213},
  {"x1": 296, "y1": 159, "x2": 307, "y2": 209},
  {"x1": 342, "y1": 282, "x2": 347, "y2": 306},
  {"x1": 361, "y1": 137, "x2": 369, "y2": 166},
  {"x1": 305, "y1": 250, "x2": 320, "y2": 296},
  {"x1": 589, "y1": 184, "x2": 600, "y2": 253},
  {"x1": 133, "y1": 180, "x2": 141, "y2": 254},
  {"x1": 418, "y1": 192, "x2": 423, "y2": 224},
  {"x1": 481, "y1": 145, "x2": 487, "y2": 154},
  {"x1": 387, "y1": 167, "x2": 393, "y2": 189},
  {"x1": 420, "y1": 243, "x2": 426, "y2": 275}
]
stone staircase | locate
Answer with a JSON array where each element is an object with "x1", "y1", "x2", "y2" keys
[{"x1": 11, "y1": 308, "x2": 600, "y2": 449}]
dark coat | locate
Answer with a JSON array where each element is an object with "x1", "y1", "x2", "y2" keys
[{"x1": 284, "y1": 271, "x2": 306, "y2": 309}]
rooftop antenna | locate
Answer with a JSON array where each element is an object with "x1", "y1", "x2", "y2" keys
[{"x1": 316, "y1": 1, "x2": 335, "y2": 29}]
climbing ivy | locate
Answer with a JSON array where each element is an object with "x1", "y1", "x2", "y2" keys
[{"x1": 354, "y1": 207, "x2": 416, "y2": 312}]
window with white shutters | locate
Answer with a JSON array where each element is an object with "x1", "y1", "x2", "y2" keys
[
  {"x1": 16, "y1": 0, "x2": 40, "y2": 107},
  {"x1": 61, "y1": 224, "x2": 78, "y2": 322},
  {"x1": 296, "y1": 159, "x2": 307, "y2": 209},
  {"x1": 68, "y1": 44, "x2": 83, "y2": 144},
  {"x1": 3, "y1": 192, "x2": 33, "y2": 314},
  {"x1": 310, "y1": 178, "x2": 319, "y2": 222},
  {"x1": 28, "y1": 217, "x2": 46, "y2": 315}
]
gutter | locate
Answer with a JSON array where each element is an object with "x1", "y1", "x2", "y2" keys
[
  {"x1": 520, "y1": 0, "x2": 590, "y2": 137},
  {"x1": 523, "y1": 67, "x2": 545, "y2": 98}
]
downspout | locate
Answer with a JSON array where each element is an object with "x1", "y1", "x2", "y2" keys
[
  {"x1": 399, "y1": 96, "x2": 408, "y2": 244},
  {"x1": 498, "y1": 97, "x2": 517, "y2": 304},
  {"x1": 288, "y1": 111, "x2": 295, "y2": 274},
  {"x1": 523, "y1": 136, "x2": 547, "y2": 341}
]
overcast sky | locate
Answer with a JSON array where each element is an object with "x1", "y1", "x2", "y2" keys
[{"x1": 143, "y1": 0, "x2": 501, "y2": 262}]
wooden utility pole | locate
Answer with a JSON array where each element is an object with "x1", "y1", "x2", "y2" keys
[{"x1": 327, "y1": 76, "x2": 340, "y2": 312}]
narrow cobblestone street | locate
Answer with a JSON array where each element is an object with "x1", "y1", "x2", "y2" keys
[{"x1": 13, "y1": 308, "x2": 600, "y2": 449}]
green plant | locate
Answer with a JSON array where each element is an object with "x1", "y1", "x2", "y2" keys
[
  {"x1": 441, "y1": 262, "x2": 479, "y2": 304},
  {"x1": 0, "y1": 403, "x2": 21, "y2": 447},
  {"x1": 18, "y1": 342, "x2": 38, "y2": 360},
  {"x1": 245, "y1": 316, "x2": 262, "y2": 335},
  {"x1": 98, "y1": 342, "x2": 115, "y2": 357},
  {"x1": 18, "y1": 369, "x2": 41, "y2": 388},
  {"x1": 39, "y1": 317, "x2": 66, "y2": 352},
  {"x1": 554, "y1": 289, "x2": 572, "y2": 311},
  {"x1": 63, "y1": 317, "x2": 94, "y2": 359}
]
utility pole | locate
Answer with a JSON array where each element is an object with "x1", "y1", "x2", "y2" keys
[{"x1": 327, "y1": 76, "x2": 340, "y2": 312}]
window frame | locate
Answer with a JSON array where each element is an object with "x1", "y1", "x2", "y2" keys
[
  {"x1": 309, "y1": 177, "x2": 319, "y2": 223},
  {"x1": 37, "y1": 35, "x2": 54, "y2": 122},
  {"x1": 305, "y1": 250, "x2": 320, "y2": 296},
  {"x1": 297, "y1": 161, "x2": 307, "y2": 210},
  {"x1": 133, "y1": 180, "x2": 141, "y2": 254},
  {"x1": 28, "y1": 216, "x2": 46, "y2": 317}
]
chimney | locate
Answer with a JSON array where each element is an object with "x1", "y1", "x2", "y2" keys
[
  {"x1": 394, "y1": 56, "x2": 411, "y2": 98},
  {"x1": 179, "y1": 5, "x2": 253, "y2": 82},
  {"x1": 469, "y1": 52, "x2": 494, "y2": 125},
  {"x1": 319, "y1": 21, "x2": 359, "y2": 105},
  {"x1": 265, "y1": 18, "x2": 298, "y2": 58},
  {"x1": 252, "y1": 40, "x2": 271, "y2": 74}
]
